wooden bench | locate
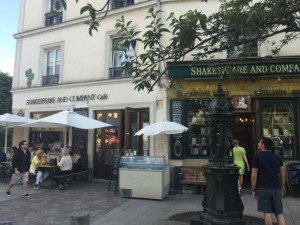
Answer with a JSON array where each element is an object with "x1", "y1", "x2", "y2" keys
[
  {"x1": 179, "y1": 166, "x2": 206, "y2": 194},
  {"x1": 51, "y1": 168, "x2": 94, "y2": 189}
]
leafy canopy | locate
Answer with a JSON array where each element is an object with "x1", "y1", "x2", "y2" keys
[
  {"x1": 0, "y1": 72, "x2": 12, "y2": 149},
  {"x1": 56, "y1": 0, "x2": 300, "y2": 92}
]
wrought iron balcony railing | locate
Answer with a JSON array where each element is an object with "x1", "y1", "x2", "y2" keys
[
  {"x1": 109, "y1": 67, "x2": 132, "y2": 79},
  {"x1": 42, "y1": 74, "x2": 59, "y2": 86},
  {"x1": 45, "y1": 11, "x2": 63, "y2": 27}
]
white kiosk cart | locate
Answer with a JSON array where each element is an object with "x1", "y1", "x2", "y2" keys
[{"x1": 119, "y1": 156, "x2": 170, "y2": 200}]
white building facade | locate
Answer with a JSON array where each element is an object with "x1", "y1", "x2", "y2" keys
[{"x1": 12, "y1": 0, "x2": 300, "y2": 183}]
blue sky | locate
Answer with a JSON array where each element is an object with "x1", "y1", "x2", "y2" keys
[{"x1": 0, "y1": 0, "x2": 20, "y2": 76}]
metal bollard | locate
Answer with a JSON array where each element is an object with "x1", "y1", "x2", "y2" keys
[{"x1": 70, "y1": 213, "x2": 89, "y2": 225}]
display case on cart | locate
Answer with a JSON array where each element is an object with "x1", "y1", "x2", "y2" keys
[{"x1": 119, "y1": 156, "x2": 170, "y2": 200}]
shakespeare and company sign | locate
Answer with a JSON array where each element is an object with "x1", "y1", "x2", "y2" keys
[
  {"x1": 26, "y1": 93, "x2": 108, "y2": 105},
  {"x1": 168, "y1": 60, "x2": 300, "y2": 78}
]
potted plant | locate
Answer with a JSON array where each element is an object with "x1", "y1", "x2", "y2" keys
[
  {"x1": 45, "y1": 11, "x2": 58, "y2": 18},
  {"x1": 25, "y1": 68, "x2": 34, "y2": 88}
]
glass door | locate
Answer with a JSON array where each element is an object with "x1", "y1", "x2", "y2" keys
[
  {"x1": 125, "y1": 108, "x2": 149, "y2": 156},
  {"x1": 94, "y1": 111, "x2": 122, "y2": 179},
  {"x1": 94, "y1": 108, "x2": 149, "y2": 179}
]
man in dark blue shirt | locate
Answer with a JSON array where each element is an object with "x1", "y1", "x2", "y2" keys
[{"x1": 251, "y1": 137, "x2": 286, "y2": 225}]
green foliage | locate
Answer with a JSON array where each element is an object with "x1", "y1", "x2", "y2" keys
[
  {"x1": 112, "y1": 1, "x2": 300, "y2": 92},
  {"x1": 65, "y1": 0, "x2": 300, "y2": 92},
  {"x1": 0, "y1": 72, "x2": 12, "y2": 114},
  {"x1": 0, "y1": 72, "x2": 12, "y2": 149},
  {"x1": 25, "y1": 68, "x2": 34, "y2": 82}
]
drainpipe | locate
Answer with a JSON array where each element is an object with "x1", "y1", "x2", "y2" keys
[
  {"x1": 156, "y1": 0, "x2": 168, "y2": 157},
  {"x1": 156, "y1": 0, "x2": 165, "y2": 122},
  {"x1": 156, "y1": 0, "x2": 161, "y2": 79}
]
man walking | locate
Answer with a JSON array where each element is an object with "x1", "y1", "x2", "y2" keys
[
  {"x1": 6, "y1": 140, "x2": 31, "y2": 197},
  {"x1": 251, "y1": 137, "x2": 286, "y2": 225}
]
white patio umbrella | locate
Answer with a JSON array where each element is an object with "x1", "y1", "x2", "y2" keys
[
  {"x1": 135, "y1": 121, "x2": 188, "y2": 136},
  {"x1": 0, "y1": 113, "x2": 35, "y2": 153},
  {"x1": 22, "y1": 110, "x2": 112, "y2": 146}
]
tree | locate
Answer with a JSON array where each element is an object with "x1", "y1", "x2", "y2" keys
[
  {"x1": 0, "y1": 72, "x2": 12, "y2": 114},
  {"x1": 57, "y1": 0, "x2": 300, "y2": 92},
  {"x1": 0, "y1": 72, "x2": 12, "y2": 149}
]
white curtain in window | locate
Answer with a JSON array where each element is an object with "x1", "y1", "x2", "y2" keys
[
  {"x1": 112, "y1": 38, "x2": 134, "y2": 68},
  {"x1": 47, "y1": 49, "x2": 61, "y2": 76}
]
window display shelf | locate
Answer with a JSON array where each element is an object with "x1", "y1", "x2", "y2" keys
[{"x1": 261, "y1": 101, "x2": 296, "y2": 159}]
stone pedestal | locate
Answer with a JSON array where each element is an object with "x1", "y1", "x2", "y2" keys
[{"x1": 191, "y1": 165, "x2": 245, "y2": 225}]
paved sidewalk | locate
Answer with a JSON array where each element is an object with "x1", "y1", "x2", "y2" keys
[{"x1": 0, "y1": 180, "x2": 299, "y2": 225}]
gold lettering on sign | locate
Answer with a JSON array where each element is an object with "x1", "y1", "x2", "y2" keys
[{"x1": 189, "y1": 63, "x2": 300, "y2": 76}]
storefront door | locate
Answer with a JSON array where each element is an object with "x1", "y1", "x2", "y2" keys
[
  {"x1": 94, "y1": 111, "x2": 122, "y2": 179},
  {"x1": 125, "y1": 108, "x2": 150, "y2": 156},
  {"x1": 94, "y1": 108, "x2": 149, "y2": 179},
  {"x1": 232, "y1": 113, "x2": 256, "y2": 187},
  {"x1": 125, "y1": 107, "x2": 139, "y2": 155}
]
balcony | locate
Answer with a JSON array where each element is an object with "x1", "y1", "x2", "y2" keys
[
  {"x1": 112, "y1": 0, "x2": 134, "y2": 9},
  {"x1": 109, "y1": 67, "x2": 132, "y2": 79},
  {"x1": 42, "y1": 74, "x2": 59, "y2": 86},
  {"x1": 45, "y1": 11, "x2": 63, "y2": 27}
]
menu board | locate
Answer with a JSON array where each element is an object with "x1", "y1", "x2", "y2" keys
[{"x1": 170, "y1": 100, "x2": 185, "y2": 159}]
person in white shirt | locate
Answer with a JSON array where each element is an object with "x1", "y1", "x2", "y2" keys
[{"x1": 53, "y1": 148, "x2": 72, "y2": 190}]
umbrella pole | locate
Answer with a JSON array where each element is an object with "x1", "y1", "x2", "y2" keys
[
  {"x1": 64, "y1": 127, "x2": 67, "y2": 148},
  {"x1": 4, "y1": 126, "x2": 8, "y2": 154}
]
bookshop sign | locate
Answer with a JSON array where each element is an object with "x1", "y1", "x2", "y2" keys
[
  {"x1": 26, "y1": 93, "x2": 108, "y2": 105},
  {"x1": 168, "y1": 60, "x2": 300, "y2": 78}
]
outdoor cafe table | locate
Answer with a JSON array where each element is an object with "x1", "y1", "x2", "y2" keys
[{"x1": 37, "y1": 164, "x2": 58, "y2": 189}]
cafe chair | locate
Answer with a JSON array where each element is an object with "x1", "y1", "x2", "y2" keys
[
  {"x1": 0, "y1": 164, "x2": 12, "y2": 183},
  {"x1": 288, "y1": 163, "x2": 300, "y2": 198}
]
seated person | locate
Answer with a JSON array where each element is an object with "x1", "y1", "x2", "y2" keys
[
  {"x1": 53, "y1": 148, "x2": 73, "y2": 190},
  {"x1": 72, "y1": 148, "x2": 88, "y2": 173},
  {"x1": 8, "y1": 146, "x2": 18, "y2": 161},
  {"x1": 67, "y1": 146, "x2": 73, "y2": 156},
  {"x1": 28, "y1": 142, "x2": 37, "y2": 161},
  {"x1": 12, "y1": 146, "x2": 18, "y2": 155},
  {"x1": 0, "y1": 150, "x2": 7, "y2": 163},
  {"x1": 33, "y1": 136, "x2": 44, "y2": 150},
  {"x1": 53, "y1": 140, "x2": 62, "y2": 151},
  {"x1": 47, "y1": 140, "x2": 55, "y2": 150},
  {"x1": 29, "y1": 149, "x2": 49, "y2": 190},
  {"x1": 42, "y1": 146, "x2": 49, "y2": 155}
]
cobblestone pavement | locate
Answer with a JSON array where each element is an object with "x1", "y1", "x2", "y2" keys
[
  {"x1": 0, "y1": 180, "x2": 125, "y2": 225},
  {"x1": 0, "y1": 180, "x2": 299, "y2": 225}
]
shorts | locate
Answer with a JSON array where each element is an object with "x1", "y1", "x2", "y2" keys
[
  {"x1": 257, "y1": 188, "x2": 283, "y2": 215},
  {"x1": 11, "y1": 172, "x2": 29, "y2": 184}
]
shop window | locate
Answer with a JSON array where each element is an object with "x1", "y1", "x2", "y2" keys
[
  {"x1": 186, "y1": 101, "x2": 210, "y2": 158},
  {"x1": 109, "y1": 38, "x2": 133, "y2": 78},
  {"x1": 30, "y1": 111, "x2": 67, "y2": 150},
  {"x1": 261, "y1": 100, "x2": 298, "y2": 159},
  {"x1": 43, "y1": 48, "x2": 61, "y2": 86}
]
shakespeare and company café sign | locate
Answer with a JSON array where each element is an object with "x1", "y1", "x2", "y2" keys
[
  {"x1": 26, "y1": 93, "x2": 108, "y2": 105},
  {"x1": 168, "y1": 59, "x2": 300, "y2": 78}
]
